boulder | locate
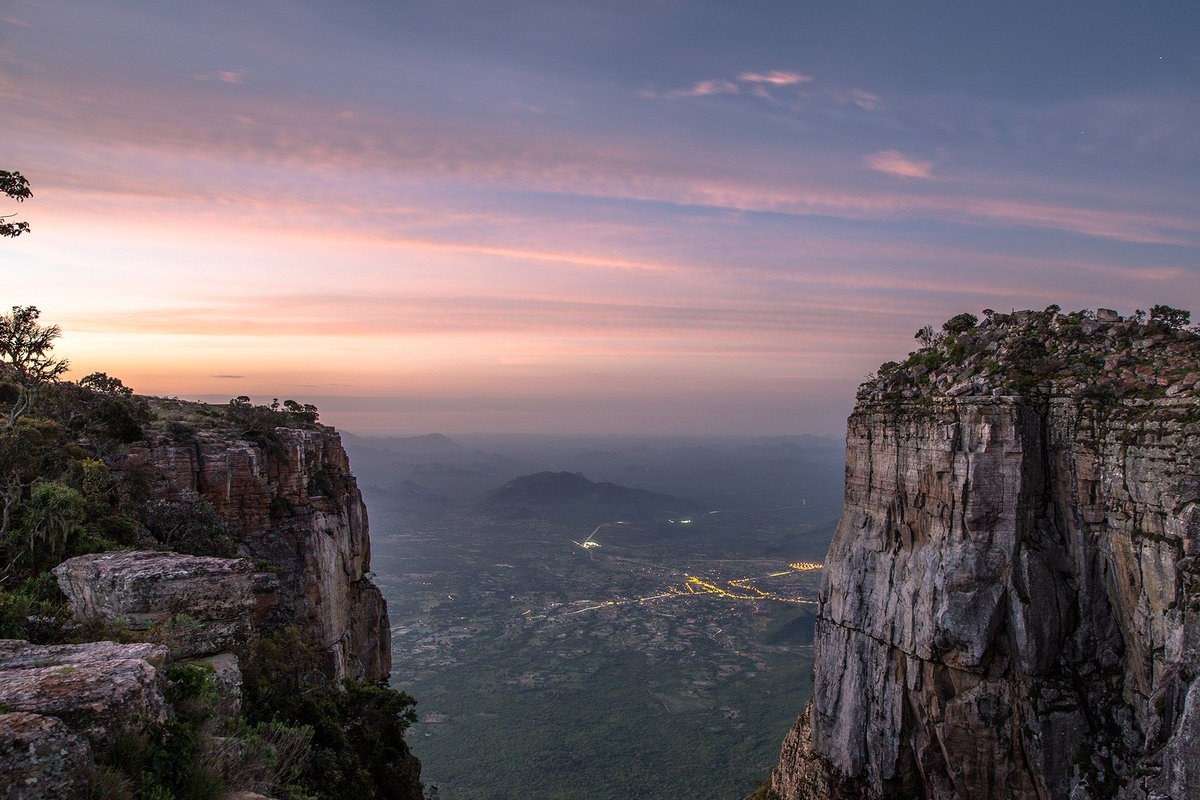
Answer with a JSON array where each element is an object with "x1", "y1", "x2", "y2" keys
[
  {"x1": 54, "y1": 550, "x2": 273, "y2": 658},
  {"x1": 0, "y1": 639, "x2": 168, "y2": 746},
  {"x1": 0, "y1": 711, "x2": 93, "y2": 800}
]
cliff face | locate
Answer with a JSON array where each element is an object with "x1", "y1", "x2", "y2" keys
[
  {"x1": 119, "y1": 422, "x2": 391, "y2": 681},
  {"x1": 771, "y1": 308, "x2": 1200, "y2": 800}
]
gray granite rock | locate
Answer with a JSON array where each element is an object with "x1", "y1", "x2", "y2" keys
[
  {"x1": 0, "y1": 711, "x2": 93, "y2": 800},
  {"x1": 0, "y1": 639, "x2": 168, "y2": 747},
  {"x1": 54, "y1": 550, "x2": 270, "y2": 658}
]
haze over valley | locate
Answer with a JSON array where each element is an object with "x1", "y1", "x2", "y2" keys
[{"x1": 348, "y1": 433, "x2": 842, "y2": 798}]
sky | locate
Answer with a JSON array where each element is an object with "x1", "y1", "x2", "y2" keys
[{"x1": 2, "y1": 0, "x2": 1198, "y2": 434}]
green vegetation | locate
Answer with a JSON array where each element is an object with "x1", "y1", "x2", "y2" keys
[
  {"x1": 242, "y1": 627, "x2": 422, "y2": 800},
  {"x1": 225, "y1": 396, "x2": 320, "y2": 460},
  {"x1": 866, "y1": 305, "x2": 1200, "y2": 409}
]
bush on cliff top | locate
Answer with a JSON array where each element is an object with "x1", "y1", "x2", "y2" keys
[{"x1": 863, "y1": 305, "x2": 1200, "y2": 404}]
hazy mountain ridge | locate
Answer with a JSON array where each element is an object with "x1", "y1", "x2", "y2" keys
[{"x1": 479, "y1": 470, "x2": 692, "y2": 521}]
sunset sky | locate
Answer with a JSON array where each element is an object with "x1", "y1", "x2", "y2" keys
[{"x1": 3, "y1": 0, "x2": 1198, "y2": 434}]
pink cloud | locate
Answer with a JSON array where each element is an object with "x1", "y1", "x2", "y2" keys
[
  {"x1": 668, "y1": 79, "x2": 739, "y2": 98},
  {"x1": 193, "y1": 70, "x2": 244, "y2": 84},
  {"x1": 737, "y1": 70, "x2": 812, "y2": 86},
  {"x1": 864, "y1": 150, "x2": 934, "y2": 179}
]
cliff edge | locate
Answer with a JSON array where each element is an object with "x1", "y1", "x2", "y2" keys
[
  {"x1": 769, "y1": 306, "x2": 1200, "y2": 800},
  {"x1": 0, "y1": 390, "x2": 420, "y2": 799}
]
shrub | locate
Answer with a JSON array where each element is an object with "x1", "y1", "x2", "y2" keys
[
  {"x1": 1149, "y1": 304, "x2": 1190, "y2": 330},
  {"x1": 140, "y1": 498, "x2": 236, "y2": 557},
  {"x1": 241, "y1": 627, "x2": 422, "y2": 800},
  {"x1": 942, "y1": 312, "x2": 978, "y2": 335}
]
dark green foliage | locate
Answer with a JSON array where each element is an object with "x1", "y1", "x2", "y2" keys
[
  {"x1": 0, "y1": 572, "x2": 70, "y2": 639},
  {"x1": 140, "y1": 498, "x2": 237, "y2": 558},
  {"x1": 166, "y1": 420, "x2": 197, "y2": 443},
  {"x1": 87, "y1": 663, "x2": 227, "y2": 800},
  {"x1": 78, "y1": 372, "x2": 135, "y2": 397},
  {"x1": 941, "y1": 312, "x2": 978, "y2": 335},
  {"x1": 1149, "y1": 304, "x2": 1190, "y2": 329},
  {"x1": 0, "y1": 169, "x2": 31, "y2": 238},
  {"x1": 270, "y1": 494, "x2": 294, "y2": 519},
  {"x1": 242, "y1": 627, "x2": 422, "y2": 800},
  {"x1": 38, "y1": 379, "x2": 150, "y2": 448},
  {"x1": 307, "y1": 467, "x2": 343, "y2": 498}
]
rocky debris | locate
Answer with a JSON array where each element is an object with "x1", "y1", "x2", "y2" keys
[
  {"x1": 0, "y1": 640, "x2": 168, "y2": 747},
  {"x1": 0, "y1": 711, "x2": 93, "y2": 800},
  {"x1": 771, "y1": 308, "x2": 1200, "y2": 800},
  {"x1": 54, "y1": 550, "x2": 273, "y2": 658},
  {"x1": 116, "y1": 423, "x2": 390, "y2": 681}
]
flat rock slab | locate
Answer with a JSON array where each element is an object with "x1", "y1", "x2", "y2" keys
[
  {"x1": 0, "y1": 639, "x2": 168, "y2": 746},
  {"x1": 54, "y1": 550, "x2": 270, "y2": 657},
  {"x1": 0, "y1": 711, "x2": 93, "y2": 800}
]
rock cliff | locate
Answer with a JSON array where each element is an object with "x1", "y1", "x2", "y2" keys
[
  {"x1": 770, "y1": 307, "x2": 1200, "y2": 800},
  {"x1": 0, "y1": 397, "x2": 414, "y2": 798},
  {"x1": 118, "y1": 416, "x2": 390, "y2": 681}
]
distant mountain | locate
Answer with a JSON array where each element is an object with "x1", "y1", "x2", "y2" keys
[
  {"x1": 479, "y1": 471, "x2": 691, "y2": 521},
  {"x1": 346, "y1": 432, "x2": 464, "y2": 459}
]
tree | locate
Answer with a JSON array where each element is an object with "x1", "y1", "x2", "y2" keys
[
  {"x1": 942, "y1": 313, "x2": 978, "y2": 335},
  {"x1": 0, "y1": 306, "x2": 70, "y2": 428},
  {"x1": 78, "y1": 371, "x2": 134, "y2": 398},
  {"x1": 1, "y1": 170, "x2": 31, "y2": 238},
  {"x1": 1149, "y1": 304, "x2": 1190, "y2": 330},
  {"x1": 914, "y1": 325, "x2": 936, "y2": 348}
]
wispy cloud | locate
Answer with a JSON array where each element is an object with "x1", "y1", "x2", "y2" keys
[
  {"x1": 656, "y1": 79, "x2": 740, "y2": 98},
  {"x1": 846, "y1": 89, "x2": 880, "y2": 111},
  {"x1": 864, "y1": 150, "x2": 934, "y2": 179},
  {"x1": 737, "y1": 70, "x2": 812, "y2": 86},
  {"x1": 194, "y1": 70, "x2": 244, "y2": 84},
  {"x1": 646, "y1": 69, "x2": 811, "y2": 99}
]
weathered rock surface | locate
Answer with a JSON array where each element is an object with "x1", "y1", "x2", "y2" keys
[
  {"x1": 0, "y1": 639, "x2": 168, "y2": 746},
  {"x1": 0, "y1": 711, "x2": 93, "y2": 800},
  {"x1": 118, "y1": 423, "x2": 390, "y2": 681},
  {"x1": 54, "y1": 550, "x2": 272, "y2": 658},
  {"x1": 770, "y1": 308, "x2": 1200, "y2": 800}
]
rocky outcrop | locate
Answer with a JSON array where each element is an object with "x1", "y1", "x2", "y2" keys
[
  {"x1": 770, "y1": 308, "x2": 1200, "y2": 800},
  {"x1": 0, "y1": 712, "x2": 93, "y2": 800},
  {"x1": 53, "y1": 550, "x2": 273, "y2": 658},
  {"x1": 119, "y1": 422, "x2": 390, "y2": 681},
  {"x1": 0, "y1": 640, "x2": 168, "y2": 747}
]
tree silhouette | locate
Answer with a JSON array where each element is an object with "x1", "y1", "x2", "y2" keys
[
  {"x1": 0, "y1": 170, "x2": 31, "y2": 238},
  {"x1": 0, "y1": 306, "x2": 70, "y2": 428}
]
